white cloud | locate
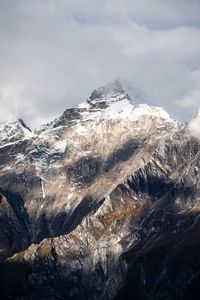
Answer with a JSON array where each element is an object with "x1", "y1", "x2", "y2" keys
[
  {"x1": 188, "y1": 109, "x2": 200, "y2": 139},
  {"x1": 178, "y1": 90, "x2": 200, "y2": 109},
  {"x1": 0, "y1": 0, "x2": 200, "y2": 127}
]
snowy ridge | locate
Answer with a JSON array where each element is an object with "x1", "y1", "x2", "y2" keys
[
  {"x1": 35, "y1": 80, "x2": 175, "y2": 140},
  {"x1": 0, "y1": 119, "x2": 33, "y2": 147},
  {"x1": 0, "y1": 80, "x2": 175, "y2": 146},
  {"x1": 74, "y1": 80, "x2": 174, "y2": 128},
  {"x1": 78, "y1": 100, "x2": 173, "y2": 123}
]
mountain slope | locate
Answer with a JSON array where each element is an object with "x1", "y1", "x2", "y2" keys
[{"x1": 0, "y1": 81, "x2": 200, "y2": 299}]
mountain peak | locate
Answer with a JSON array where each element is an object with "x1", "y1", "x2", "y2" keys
[
  {"x1": 89, "y1": 80, "x2": 125, "y2": 101},
  {"x1": 49, "y1": 80, "x2": 175, "y2": 130}
]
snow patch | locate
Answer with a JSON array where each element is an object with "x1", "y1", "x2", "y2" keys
[
  {"x1": 74, "y1": 123, "x2": 89, "y2": 135},
  {"x1": 79, "y1": 96, "x2": 173, "y2": 124},
  {"x1": 54, "y1": 140, "x2": 67, "y2": 152},
  {"x1": 16, "y1": 153, "x2": 25, "y2": 160},
  {"x1": 14, "y1": 153, "x2": 26, "y2": 165},
  {"x1": 131, "y1": 104, "x2": 172, "y2": 122},
  {"x1": 35, "y1": 161, "x2": 46, "y2": 199},
  {"x1": 103, "y1": 99, "x2": 134, "y2": 118},
  {"x1": 41, "y1": 180, "x2": 45, "y2": 199},
  {"x1": 77, "y1": 102, "x2": 90, "y2": 109}
]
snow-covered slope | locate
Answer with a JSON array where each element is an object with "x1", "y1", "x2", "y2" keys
[{"x1": 78, "y1": 81, "x2": 172, "y2": 122}]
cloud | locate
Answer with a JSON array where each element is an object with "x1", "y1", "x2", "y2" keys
[
  {"x1": 0, "y1": 0, "x2": 200, "y2": 127},
  {"x1": 188, "y1": 109, "x2": 200, "y2": 139}
]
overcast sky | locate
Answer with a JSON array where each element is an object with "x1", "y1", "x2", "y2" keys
[{"x1": 0, "y1": 0, "x2": 200, "y2": 127}]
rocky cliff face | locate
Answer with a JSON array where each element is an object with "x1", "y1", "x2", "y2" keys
[{"x1": 0, "y1": 80, "x2": 200, "y2": 300}]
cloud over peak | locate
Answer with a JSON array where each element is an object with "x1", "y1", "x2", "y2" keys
[
  {"x1": 188, "y1": 108, "x2": 200, "y2": 139},
  {"x1": 0, "y1": 0, "x2": 200, "y2": 127}
]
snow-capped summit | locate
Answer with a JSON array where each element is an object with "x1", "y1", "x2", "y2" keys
[
  {"x1": 37, "y1": 80, "x2": 175, "y2": 140},
  {"x1": 77, "y1": 80, "x2": 135, "y2": 122},
  {"x1": 76, "y1": 80, "x2": 174, "y2": 124},
  {"x1": 88, "y1": 80, "x2": 126, "y2": 102},
  {"x1": 88, "y1": 80, "x2": 144, "y2": 104}
]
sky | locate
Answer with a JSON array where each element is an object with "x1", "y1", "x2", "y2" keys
[{"x1": 0, "y1": 0, "x2": 200, "y2": 128}]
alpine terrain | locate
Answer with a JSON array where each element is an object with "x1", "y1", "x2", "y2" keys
[{"x1": 0, "y1": 80, "x2": 200, "y2": 300}]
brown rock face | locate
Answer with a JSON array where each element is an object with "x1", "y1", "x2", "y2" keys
[{"x1": 0, "y1": 81, "x2": 200, "y2": 299}]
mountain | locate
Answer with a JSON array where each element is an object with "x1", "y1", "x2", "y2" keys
[{"x1": 0, "y1": 80, "x2": 200, "y2": 299}]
